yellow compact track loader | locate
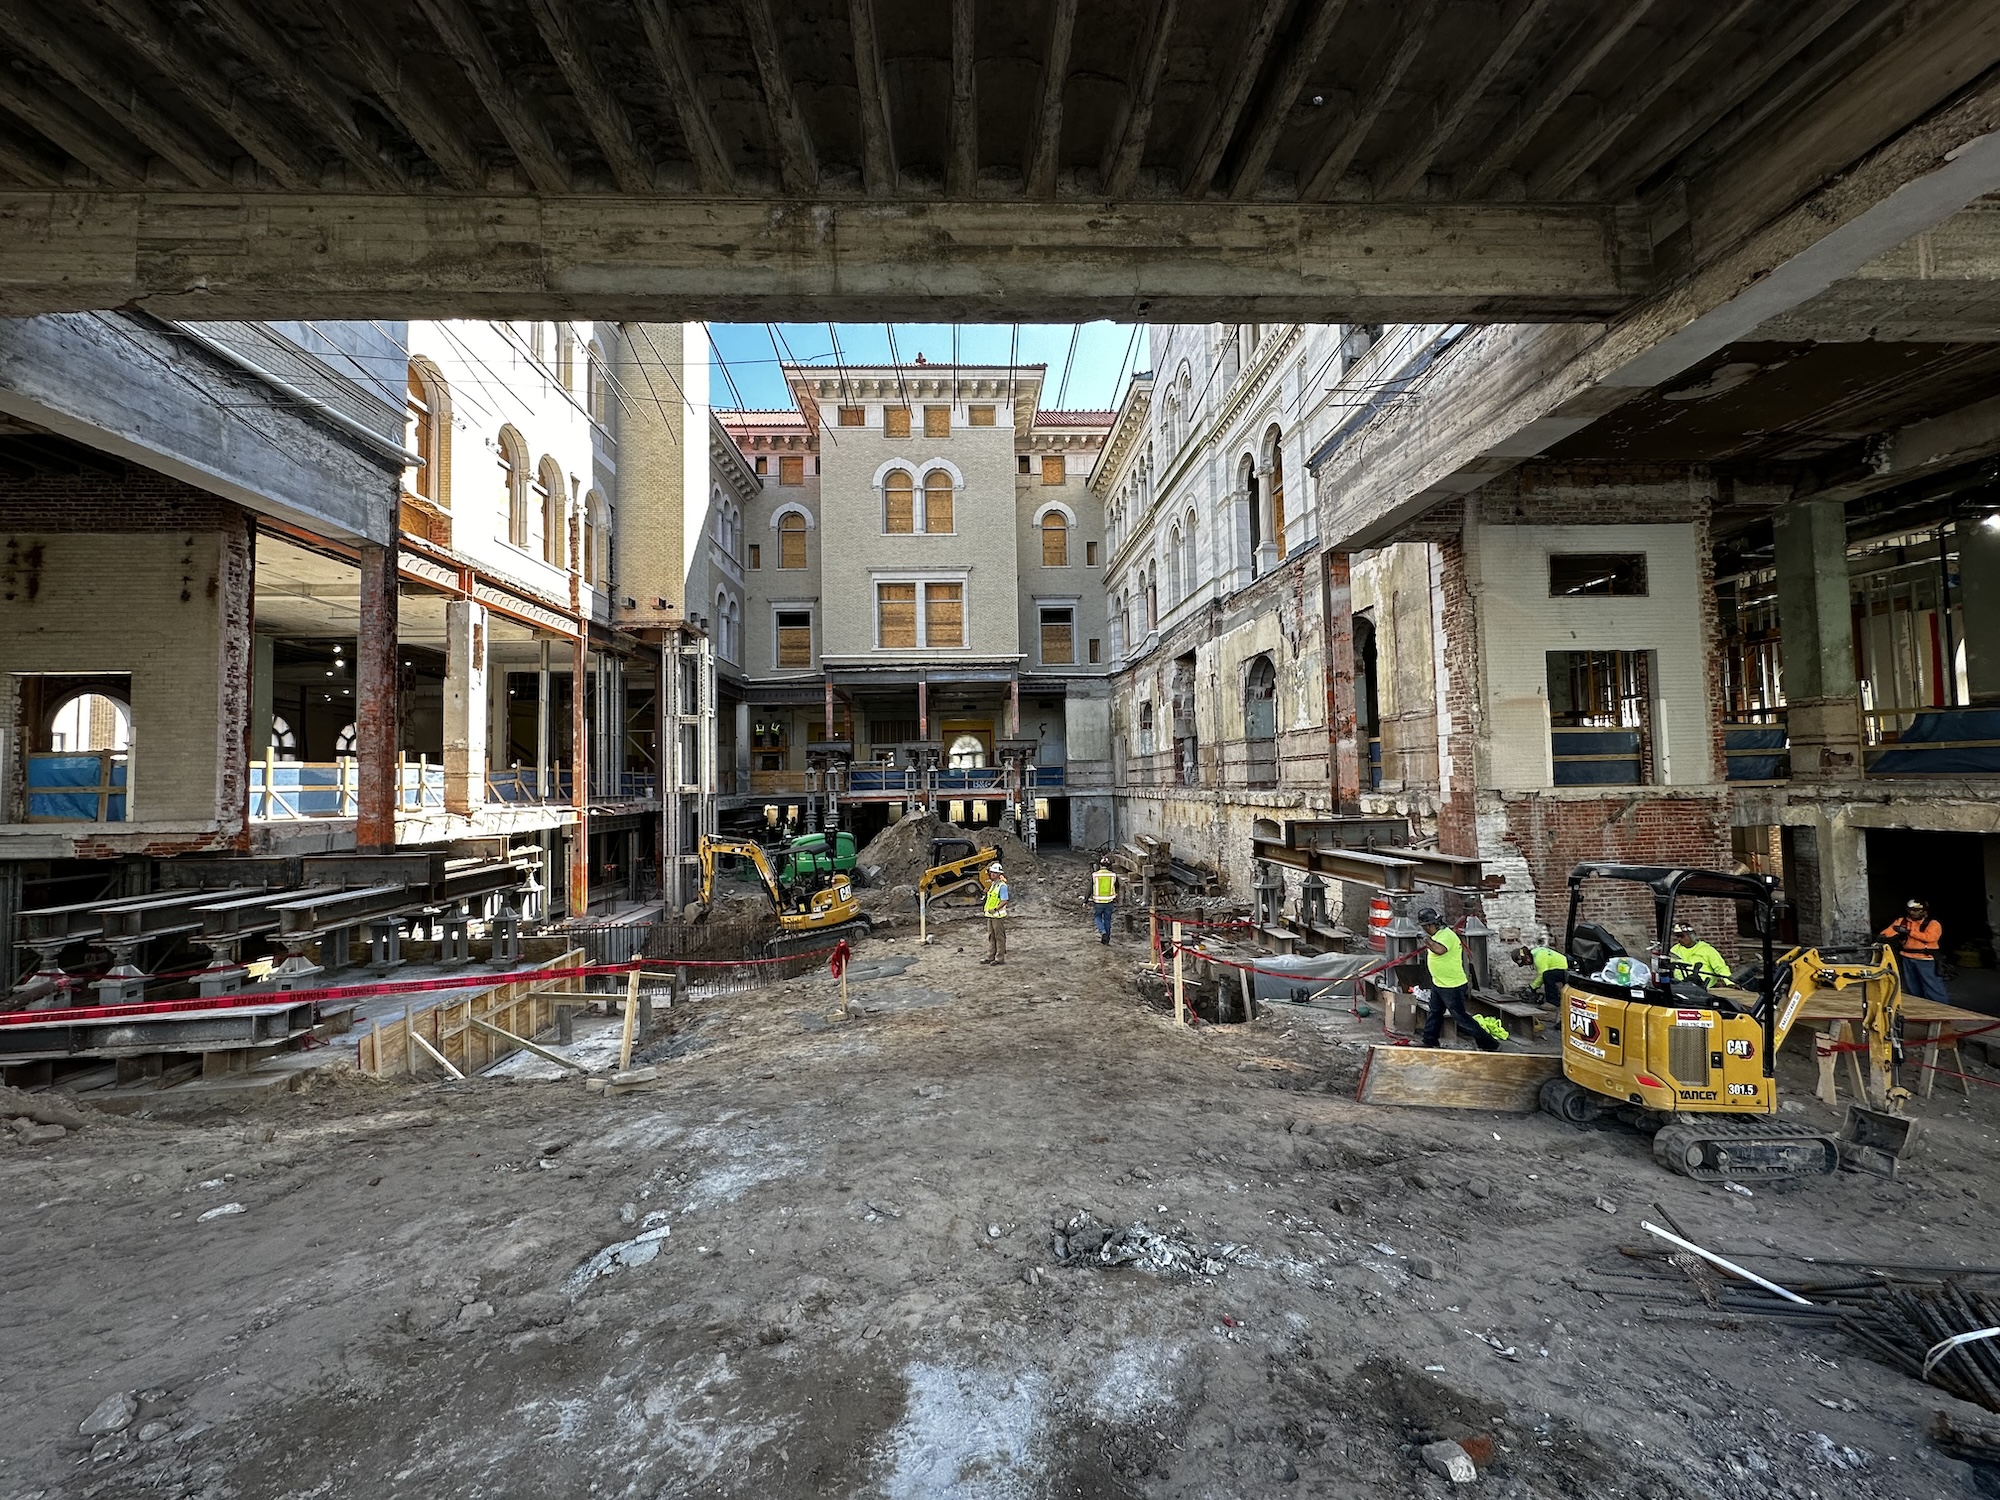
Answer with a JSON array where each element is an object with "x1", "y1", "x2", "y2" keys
[
  {"x1": 690, "y1": 835, "x2": 870, "y2": 957},
  {"x1": 917, "y1": 839, "x2": 1002, "y2": 907},
  {"x1": 1541, "y1": 863, "x2": 1911, "y2": 1181}
]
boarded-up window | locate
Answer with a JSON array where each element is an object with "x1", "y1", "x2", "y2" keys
[
  {"x1": 878, "y1": 583, "x2": 917, "y2": 648},
  {"x1": 754, "y1": 456, "x2": 767, "y2": 474},
  {"x1": 1041, "y1": 512, "x2": 1068, "y2": 567},
  {"x1": 779, "y1": 455, "x2": 804, "y2": 486},
  {"x1": 923, "y1": 471, "x2": 954, "y2": 533},
  {"x1": 969, "y1": 404, "x2": 996, "y2": 427},
  {"x1": 1086, "y1": 540, "x2": 1099, "y2": 566},
  {"x1": 924, "y1": 405, "x2": 950, "y2": 437},
  {"x1": 925, "y1": 583, "x2": 964, "y2": 648},
  {"x1": 748, "y1": 543, "x2": 761, "y2": 569},
  {"x1": 884, "y1": 470, "x2": 914, "y2": 533},
  {"x1": 1270, "y1": 450, "x2": 1288, "y2": 562},
  {"x1": 777, "y1": 610, "x2": 812, "y2": 667},
  {"x1": 1088, "y1": 637, "x2": 1101, "y2": 664},
  {"x1": 1040, "y1": 608, "x2": 1075, "y2": 665},
  {"x1": 837, "y1": 406, "x2": 865, "y2": 427},
  {"x1": 1041, "y1": 454, "x2": 1066, "y2": 485},
  {"x1": 884, "y1": 406, "x2": 911, "y2": 437},
  {"x1": 778, "y1": 512, "x2": 807, "y2": 569}
]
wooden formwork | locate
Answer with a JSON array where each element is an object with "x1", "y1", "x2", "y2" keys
[{"x1": 357, "y1": 949, "x2": 587, "y2": 1079}]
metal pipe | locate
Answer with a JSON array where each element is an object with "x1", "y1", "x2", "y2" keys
[{"x1": 1640, "y1": 1222, "x2": 1811, "y2": 1306}]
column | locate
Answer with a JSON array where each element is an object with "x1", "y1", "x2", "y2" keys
[
  {"x1": 1254, "y1": 462, "x2": 1279, "y2": 577},
  {"x1": 1773, "y1": 498, "x2": 1862, "y2": 778},
  {"x1": 1960, "y1": 516, "x2": 2000, "y2": 703},
  {"x1": 1322, "y1": 550, "x2": 1360, "y2": 812},
  {"x1": 1224, "y1": 486, "x2": 1255, "y2": 595},
  {"x1": 442, "y1": 599, "x2": 487, "y2": 815},
  {"x1": 534, "y1": 639, "x2": 551, "y2": 796},
  {"x1": 354, "y1": 540, "x2": 399, "y2": 854},
  {"x1": 734, "y1": 700, "x2": 751, "y2": 797},
  {"x1": 249, "y1": 635, "x2": 274, "y2": 757},
  {"x1": 570, "y1": 634, "x2": 589, "y2": 917}
]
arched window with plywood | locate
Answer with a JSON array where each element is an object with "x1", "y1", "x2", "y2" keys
[
  {"x1": 1265, "y1": 425, "x2": 1288, "y2": 563},
  {"x1": 583, "y1": 489, "x2": 608, "y2": 585},
  {"x1": 777, "y1": 509, "x2": 808, "y2": 569},
  {"x1": 883, "y1": 468, "x2": 915, "y2": 534},
  {"x1": 536, "y1": 456, "x2": 568, "y2": 568},
  {"x1": 923, "y1": 469, "x2": 955, "y2": 533},
  {"x1": 1041, "y1": 510, "x2": 1068, "y2": 567},
  {"x1": 498, "y1": 426, "x2": 530, "y2": 547},
  {"x1": 405, "y1": 359, "x2": 450, "y2": 507}
]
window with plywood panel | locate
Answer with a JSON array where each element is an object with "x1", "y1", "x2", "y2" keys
[
  {"x1": 924, "y1": 405, "x2": 950, "y2": 437},
  {"x1": 969, "y1": 405, "x2": 996, "y2": 427},
  {"x1": 1041, "y1": 454, "x2": 1066, "y2": 485},
  {"x1": 884, "y1": 406, "x2": 911, "y2": 437},
  {"x1": 778, "y1": 454, "x2": 804, "y2": 486}
]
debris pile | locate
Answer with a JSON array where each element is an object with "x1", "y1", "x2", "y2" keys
[
  {"x1": 1049, "y1": 1211, "x2": 1243, "y2": 1279},
  {"x1": 855, "y1": 813, "x2": 1037, "y2": 890}
]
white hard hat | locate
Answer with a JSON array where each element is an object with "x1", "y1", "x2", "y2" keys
[{"x1": 988, "y1": 862, "x2": 1003, "y2": 873}]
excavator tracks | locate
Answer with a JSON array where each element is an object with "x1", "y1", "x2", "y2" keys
[
  {"x1": 1652, "y1": 1118, "x2": 1840, "y2": 1181},
  {"x1": 765, "y1": 918, "x2": 872, "y2": 959}
]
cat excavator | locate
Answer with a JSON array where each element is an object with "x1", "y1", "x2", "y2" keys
[
  {"x1": 689, "y1": 835, "x2": 870, "y2": 957},
  {"x1": 1541, "y1": 863, "x2": 1913, "y2": 1181}
]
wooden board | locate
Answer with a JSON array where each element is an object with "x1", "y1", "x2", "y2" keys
[
  {"x1": 1356, "y1": 1044, "x2": 1562, "y2": 1112},
  {"x1": 1795, "y1": 993, "x2": 1984, "y2": 1025},
  {"x1": 357, "y1": 948, "x2": 586, "y2": 1079}
]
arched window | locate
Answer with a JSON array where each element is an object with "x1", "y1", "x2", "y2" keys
[
  {"x1": 1041, "y1": 511, "x2": 1068, "y2": 567},
  {"x1": 537, "y1": 456, "x2": 567, "y2": 567},
  {"x1": 270, "y1": 715, "x2": 297, "y2": 760},
  {"x1": 947, "y1": 733, "x2": 986, "y2": 769},
  {"x1": 498, "y1": 426, "x2": 529, "y2": 547},
  {"x1": 1266, "y1": 426, "x2": 1288, "y2": 562},
  {"x1": 923, "y1": 469, "x2": 954, "y2": 533},
  {"x1": 1244, "y1": 655, "x2": 1278, "y2": 739},
  {"x1": 1167, "y1": 524, "x2": 1183, "y2": 606},
  {"x1": 883, "y1": 468, "x2": 914, "y2": 533},
  {"x1": 405, "y1": 360, "x2": 450, "y2": 507},
  {"x1": 335, "y1": 722, "x2": 358, "y2": 756},
  {"x1": 1145, "y1": 567, "x2": 1158, "y2": 633},
  {"x1": 556, "y1": 326, "x2": 575, "y2": 391},
  {"x1": 778, "y1": 510, "x2": 807, "y2": 569},
  {"x1": 1183, "y1": 508, "x2": 1198, "y2": 598},
  {"x1": 728, "y1": 597, "x2": 740, "y2": 662},
  {"x1": 1118, "y1": 592, "x2": 1130, "y2": 656},
  {"x1": 716, "y1": 590, "x2": 736, "y2": 662}
]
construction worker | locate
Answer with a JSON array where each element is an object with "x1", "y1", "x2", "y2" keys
[
  {"x1": 1669, "y1": 922, "x2": 1732, "y2": 986},
  {"x1": 1417, "y1": 907, "x2": 1499, "y2": 1051},
  {"x1": 1511, "y1": 942, "x2": 1569, "y2": 1007},
  {"x1": 980, "y1": 862, "x2": 1010, "y2": 966},
  {"x1": 1090, "y1": 855, "x2": 1119, "y2": 945},
  {"x1": 1882, "y1": 898, "x2": 1948, "y2": 1002}
]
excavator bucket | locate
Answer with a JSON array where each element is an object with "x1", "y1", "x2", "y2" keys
[{"x1": 1838, "y1": 1105, "x2": 1919, "y2": 1178}]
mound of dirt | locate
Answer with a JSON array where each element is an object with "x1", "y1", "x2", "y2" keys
[{"x1": 856, "y1": 812, "x2": 1040, "y2": 890}]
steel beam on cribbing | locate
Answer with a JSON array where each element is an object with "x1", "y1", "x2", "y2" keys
[
  {"x1": 157, "y1": 857, "x2": 301, "y2": 891},
  {"x1": 1252, "y1": 838, "x2": 1418, "y2": 892},
  {"x1": 1371, "y1": 846, "x2": 1486, "y2": 890},
  {"x1": 1284, "y1": 817, "x2": 1411, "y2": 851},
  {"x1": 0, "y1": 1000, "x2": 354, "y2": 1058},
  {"x1": 273, "y1": 883, "x2": 417, "y2": 937},
  {"x1": 195, "y1": 889, "x2": 299, "y2": 940},
  {"x1": 99, "y1": 888, "x2": 249, "y2": 943},
  {"x1": 18, "y1": 898, "x2": 111, "y2": 946},
  {"x1": 438, "y1": 861, "x2": 529, "y2": 903},
  {"x1": 301, "y1": 852, "x2": 449, "y2": 889}
]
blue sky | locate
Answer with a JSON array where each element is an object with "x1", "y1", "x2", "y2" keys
[{"x1": 706, "y1": 322, "x2": 1147, "y2": 412}]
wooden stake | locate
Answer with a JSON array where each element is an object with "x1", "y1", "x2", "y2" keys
[
  {"x1": 841, "y1": 960, "x2": 851, "y2": 1019},
  {"x1": 920, "y1": 892, "x2": 928, "y2": 945},
  {"x1": 1172, "y1": 921, "x2": 1185, "y2": 1027},
  {"x1": 619, "y1": 968, "x2": 640, "y2": 1071},
  {"x1": 1239, "y1": 963, "x2": 1254, "y2": 1025}
]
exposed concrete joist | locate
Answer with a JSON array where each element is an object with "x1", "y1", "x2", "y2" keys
[
  {"x1": 0, "y1": 197, "x2": 1644, "y2": 322},
  {"x1": 1317, "y1": 68, "x2": 2000, "y2": 551}
]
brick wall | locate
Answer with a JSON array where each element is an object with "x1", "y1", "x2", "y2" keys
[
  {"x1": 1497, "y1": 790, "x2": 1734, "y2": 950},
  {"x1": 1436, "y1": 532, "x2": 1478, "y2": 856}
]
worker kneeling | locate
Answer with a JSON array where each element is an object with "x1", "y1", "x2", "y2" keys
[
  {"x1": 1418, "y1": 908, "x2": 1501, "y2": 1051},
  {"x1": 1512, "y1": 942, "x2": 1568, "y2": 1008}
]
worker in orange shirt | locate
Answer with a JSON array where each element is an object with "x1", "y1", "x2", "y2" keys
[{"x1": 1881, "y1": 898, "x2": 1949, "y2": 1002}]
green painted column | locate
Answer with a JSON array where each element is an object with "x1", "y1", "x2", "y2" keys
[
  {"x1": 1960, "y1": 517, "x2": 2000, "y2": 704},
  {"x1": 1772, "y1": 498, "x2": 1862, "y2": 778}
]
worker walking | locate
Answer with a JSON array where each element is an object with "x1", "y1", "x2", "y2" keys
[
  {"x1": 981, "y1": 862, "x2": 1010, "y2": 966},
  {"x1": 1882, "y1": 898, "x2": 1948, "y2": 1001},
  {"x1": 1090, "y1": 856, "x2": 1119, "y2": 945},
  {"x1": 1511, "y1": 942, "x2": 1569, "y2": 1007},
  {"x1": 1418, "y1": 907, "x2": 1499, "y2": 1051},
  {"x1": 1669, "y1": 922, "x2": 1732, "y2": 986}
]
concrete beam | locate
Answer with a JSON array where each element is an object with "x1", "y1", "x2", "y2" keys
[
  {"x1": 1797, "y1": 389, "x2": 2000, "y2": 506},
  {"x1": 0, "y1": 195, "x2": 1643, "y2": 322},
  {"x1": 0, "y1": 314, "x2": 401, "y2": 544},
  {"x1": 1317, "y1": 71, "x2": 2000, "y2": 550}
]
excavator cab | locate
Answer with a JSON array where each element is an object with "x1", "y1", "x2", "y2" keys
[{"x1": 1542, "y1": 863, "x2": 1908, "y2": 1181}]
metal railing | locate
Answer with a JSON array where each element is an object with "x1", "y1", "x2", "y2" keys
[{"x1": 25, "y1": 751, "x2": 127, "y2": 821}]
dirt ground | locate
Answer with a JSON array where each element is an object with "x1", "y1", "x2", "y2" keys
[{"x1": 5, "y1": 850, "x2": 1999, "y2": 1499}]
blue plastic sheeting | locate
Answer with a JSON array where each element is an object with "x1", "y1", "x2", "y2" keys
[
  {"x1": 1552, "y1": 728, "x2": 1641, "y2": 787},
  {"x1": 1870, "y1": 708, "x2": 2000, "y2": 775},
  {"x1": 26, "y1": 755, "x2": 125, "y2": 820},
  {"x1": 1725, "y1": 725, "x2": 1789, "y2": 782}
]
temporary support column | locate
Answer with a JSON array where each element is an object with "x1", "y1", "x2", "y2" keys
[
  {"x1": 1008, "y1": 675, "x2": 1020, "y2": 737},
  {"x1": 1773, "y1": 498, "x2": 1863, "y2": 777},
  {"x1": 1961, "y1": 515, "x2": 2000, "y2": 703},
  {"x1": 355, "y1": 540, "x2": 399, "y2": 854},
  {"x1": 535, "y1": 640, "x2": 551, "y2": 798},
  {"x1": 442, "y1": 599, "x2": 487, "y2": 814},
  {"x1": 570, "y1": 634, "x2": 589, "y2": 918},
  {"x1": 1322, "y1": 549, "x2": 1360, "y2": 812},
  {"x1": 917, "y1": 676, "x2": 928, "y2": 739}
]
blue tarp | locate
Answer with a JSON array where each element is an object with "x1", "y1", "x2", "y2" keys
[
  {"x1": 1725, "y1": 725, "x2": 1789, "y2": 782},
  {"x1": 1869, "y1": 708, "x2": 2000, "y2": 775}
]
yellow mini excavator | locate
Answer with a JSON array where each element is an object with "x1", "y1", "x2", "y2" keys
[
  {"x1": 690, "y1": 835, "x2": 870, "y2": 957},
  {"x1": 1541, "y1": 863, "x2": 1912, "y2": 1181}
]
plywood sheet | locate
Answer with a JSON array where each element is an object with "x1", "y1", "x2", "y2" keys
[{"x1": 1356, "y1": 1045, "x2": 1561, "y2": 1112}]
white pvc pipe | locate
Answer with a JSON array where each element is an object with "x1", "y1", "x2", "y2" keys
[{"x1": 1640, "y1": 1221, "x2": 1813, "y2": 1306}]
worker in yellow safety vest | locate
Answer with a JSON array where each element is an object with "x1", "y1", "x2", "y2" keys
[
  {"x1": 1510, "y1": 943, "x2": 1569, "y2": 1007},
  {"x1": 1418, "y1": 907, "x2": 1500, "y2": 1052},
  {"x1": 980, "y1": 862, "x2": 1010, "y2": 966},
  {"x1": 1669, "y1": 922, "x2": 1732, "y2": 986},
  {"x1": 1090, "y1": 856, "x2": 1119, "y2": 946}
]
